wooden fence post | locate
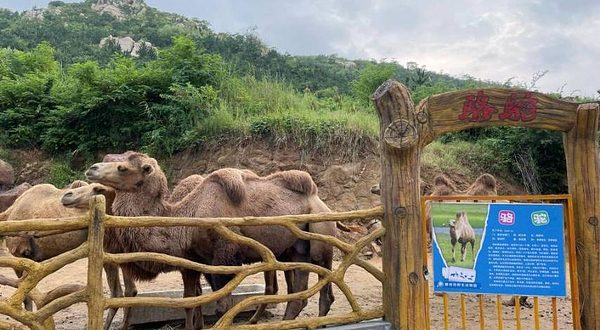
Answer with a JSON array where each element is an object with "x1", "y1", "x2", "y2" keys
[
  {"x1": 372, "y1": 80, "x2": 427, "y2": 330},
  {"x1": 563, "y1": 103, "x2": 599, "y2": 330},
  {"x1": 87, "y1": 195, "x2": 106, "y2": 330}
]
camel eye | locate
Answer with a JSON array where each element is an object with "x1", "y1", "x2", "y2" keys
[
  {"x1": 93, "y1": 187, "x2": 105, "y2": 193},
  {"x1": 118, "y1": 165, "x2": 128, "y2": 173}
]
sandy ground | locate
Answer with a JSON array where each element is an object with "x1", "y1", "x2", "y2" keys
[{"x1": 0, "y1": 256, "x2": 574, "y2": 330}]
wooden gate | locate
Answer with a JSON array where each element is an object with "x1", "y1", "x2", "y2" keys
[{"x1": 371, "y1": 80, "x2": 598, "y2": 330}]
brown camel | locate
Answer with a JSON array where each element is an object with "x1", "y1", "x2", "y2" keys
[
  {"x1": 85, "y1": 152, "x2": 335, "y2": 330},
  {"x1": 0, "y1": 182, "x2": 123, "y2": 329},
  {"x1": 0, "y1": 183, "x2": 32, "y2": 213}
]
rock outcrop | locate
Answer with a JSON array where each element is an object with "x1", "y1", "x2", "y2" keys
[
  {"x1": 91, "y1": 0, "x2": 145, "y2": 20},
  {"x1": 99, "y1": 35, "x2": 155, "y2": 57},
  {"x1": 0, "y1": 160, "x2": 14, "y2": 189}
]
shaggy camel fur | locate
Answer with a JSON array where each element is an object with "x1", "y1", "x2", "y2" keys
[
  {"x1": 85, "y1": 152, "x2": 336, "y2": 330},
  {"x1": 449, "y1": 211, "x2": 475, "y2": 263},
  {"x1": 167, "y1": 174, "x2": 204, "y2": 202},
  {"x1": 0, "y1": 182, "x2": 122, "y2": 329},
  {"x1": 0, "y1": 183, "x2": 32, "y2": 213}
]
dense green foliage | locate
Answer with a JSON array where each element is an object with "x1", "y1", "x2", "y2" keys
[{"x1": 0, "y1": 0, "x2": 594, "y2": 193}]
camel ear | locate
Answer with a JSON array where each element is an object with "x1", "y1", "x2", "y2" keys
[{"x1": 142, "y1": 164, "x2": 153, "y2": 175}]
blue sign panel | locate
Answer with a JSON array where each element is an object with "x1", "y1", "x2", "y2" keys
[{"x1": 431, "y1": 202, "x2": 566, "y2": 297}]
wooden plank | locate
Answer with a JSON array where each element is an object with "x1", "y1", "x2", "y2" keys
[
  {"x1": 102, "y1": 207, "x2": 384, "y2": 228},
  {"x1": 563, "y1": 103, "x2": 598, "y2": 330},
  {"x1": 372, "y1": 80, "x2": 426, "y2": 330},
  {"x1": 87, "y1": 196, "x2": 106, "y2": 330}
]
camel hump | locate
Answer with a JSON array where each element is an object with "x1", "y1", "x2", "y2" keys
[
  {"x1": 431, "y1": 174, "x2": 458, "y2": 196},
  {"x1": 268, "y1": 170, "x2": 318, "y2": 195},
  {"x1": 65, "y1": 180, "x2": 88, "y2": 189},
  {"x1": 474, "y1": 173, "x2": 497, "y2": 190},
  {"x1": 205, "y1": 169, "x2": 246, "y2": 204},
  {"x1": 467, "y1": 173, "x2": 498, "y2": 196}
]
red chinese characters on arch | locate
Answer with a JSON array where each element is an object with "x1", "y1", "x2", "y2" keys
[
  {"x1": 459, "y1": 91, "x2": 497, "y2": 122},
  {"x1": 458, "y1": 90, "x2": 539, "y2": 122},
  {"x1": 499, "y1": 92, "x2": 538, "y2": 122}
]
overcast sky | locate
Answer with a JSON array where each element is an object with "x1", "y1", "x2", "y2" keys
[{"x1": 2, "y1": 0, "x2": 599, "y2": 97}]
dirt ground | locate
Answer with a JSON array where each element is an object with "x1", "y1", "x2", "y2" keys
[{"x1": 0, "y1": 254, "x2": 575, "y2": 330}]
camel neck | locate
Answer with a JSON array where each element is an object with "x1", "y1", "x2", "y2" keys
[{"x1": 112, "y1": 190, "x2": 171, "y2": 217}]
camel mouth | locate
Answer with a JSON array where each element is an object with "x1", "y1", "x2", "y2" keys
[
  {"x1": 61, "y1": 195, "x2": 79, "y2": 208},
  {"x1": 85, "y1": 170, "x2": 102, "y2": 182}
]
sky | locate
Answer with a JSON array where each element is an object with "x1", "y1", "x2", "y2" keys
[{"x1": 2, "y1": 0, "x2": 599, "y2": 97}]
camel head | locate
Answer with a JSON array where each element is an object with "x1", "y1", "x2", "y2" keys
[
  {"x1": 61, "y1": 183, "x2": 114, "y2": 208},
  {"x1": 86, "y1": 152, "x2": 167, "y2": 193},
  {"x1": 448, "y1": 219, "x2": 456, "y2": 228}
]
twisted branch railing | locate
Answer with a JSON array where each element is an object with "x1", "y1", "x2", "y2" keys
[{"x1": 0, "y1": 198, "x2": 385, "y2": 330}]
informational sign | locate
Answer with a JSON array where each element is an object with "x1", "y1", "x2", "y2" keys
[{"x1": 431, "y1": 202, "x2": 566, "y2": 297}]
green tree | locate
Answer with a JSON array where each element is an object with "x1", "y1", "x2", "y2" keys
[{"x1": 351, "y1": 63, "x2": 396, "y2": 106}]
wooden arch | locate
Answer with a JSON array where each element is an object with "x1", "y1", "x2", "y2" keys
[{"x1": 372, "y1": 80, "x2": 599, "y2": 330}]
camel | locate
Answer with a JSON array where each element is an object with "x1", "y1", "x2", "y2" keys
[
  {"x1": 0, "y1": 182, "x2": 123, "y2": 329},
  {"x1": 448, "y1": 211, "x2": 475, "y2": 263},
  {"x1": 0, "y1": 183, "x2": 32, "y2": 213},
  {"x1": 85, "y1": 152, "x2": 336, "y2": 330}
]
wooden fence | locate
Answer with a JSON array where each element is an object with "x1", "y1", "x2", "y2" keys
[{"x1": 0, "y1": 199, "x2": 385, "y2": 330}]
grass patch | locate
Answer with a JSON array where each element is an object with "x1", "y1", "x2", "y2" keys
[
  {"x1": 45, "y1": 157, "x2": 85, "y2": 188},
  {"x1": 431, "y1": 202, "x2": 489, "y2": 228},
  {"x1": 422, "y1": 140, "x2": 511, "y2": 179}
]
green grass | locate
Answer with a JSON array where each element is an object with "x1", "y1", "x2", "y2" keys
[
  {"x1": 434, "y1": 232, "x2": 482, "y2": 269},
  {"x1": 431, "y1": 203, "x2": 489, "y2": 228},
  {"x1": 421, "y1": 139, "x2": 511, "y2": 179},
  {"x1": 45, "y1": 157, "x2": 85, "y2": 188}
]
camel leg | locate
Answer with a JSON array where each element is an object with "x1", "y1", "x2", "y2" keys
[
  {"x1": 118, "y1": 273, "x2": 137, "y2": 330},
  {"x1": 470, "y1": 241, "x2": 475, "y2": 262},
  {"x1": 103, "y1": 263, "x2": 122, "y2": 330},
  {"x1": 461, "y1": 243, "x2": 467, "y2": 262},
  {"x1": 283, "y1": 254, "x2": 309, "y2": 320},
  {"x1": 451, "y1": 243, "x2": 456, "y2": 263},
  {"x1": 284, "y1": 270, "x2": 294, "y2": 294},
  {"x1": 317, "y1": 257, "x2": 334, "y2": 317},
  {"x1": 248, "y1": 271, "x2": 278, "y2": 324},
  {"x1": 182, "y1": 270, "x2": 203, "y2": 330},
  {"x1": 14, "y1": 269, "x2": 33, "y2": 311}
]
